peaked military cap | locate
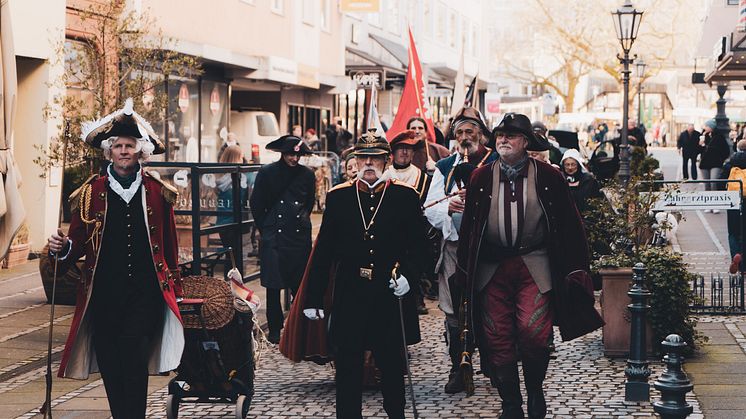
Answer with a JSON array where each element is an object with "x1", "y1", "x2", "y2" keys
[
  {"x1": 353, "y1": 128, "x2": 391, "y2": 156},
  {"x1": 389, "y1": 130, "x2": 424, "y2": 150}
]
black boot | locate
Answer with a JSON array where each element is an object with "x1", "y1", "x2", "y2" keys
[
  {"x1": 489, "y1": 363, "x2": 524, "y2": 419},
  {"x1": 522, "y1": 355, "x2": 550, "y2": 419},
  {"x1": 444, "y1": 325, "x2": 464, "y2": 394}
]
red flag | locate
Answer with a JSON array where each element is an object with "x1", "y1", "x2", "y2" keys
[{"x1": 389, "y1": 28, "x2": 436, "y2": 143}]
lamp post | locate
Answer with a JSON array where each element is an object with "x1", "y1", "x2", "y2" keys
[
  {"x1": 612, "y1": 1, "x2": 643, "y2": 186},
  {"x1": 635, "y1": 58, "x2": 646, "y2": 131}
]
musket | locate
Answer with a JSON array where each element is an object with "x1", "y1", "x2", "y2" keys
[
  {"x1": 391, "y1": 262, "x2": 419, "y2": 419},
  {"x1": 459, "y1": 295, "x2": 475, "y2": 396}
]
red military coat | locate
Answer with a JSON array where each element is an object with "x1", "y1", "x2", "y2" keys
[
  {"x1": 455, "y1": 158, "x2": 604, "y2": 342},
  {"x1": 58, "y1": 170, "x2": 184, "y2": 379}
]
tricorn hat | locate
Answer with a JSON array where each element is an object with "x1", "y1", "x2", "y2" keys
[
  {"x1": 492, "y1": 112, "x2": 549, "y2": 152},
  {"x1": 389, "y1": 130, "x2": 424, "y2": 150},
  {"x1": 451, "y1": 106, "x2": 491, "y2": 139},
  {"x1": 266, "y1": 135, "x2": 313, "y2": 155},
  {"x1": 81, "y1": 98, "x2": 165, "y2": 154},
  {"x1": 354, "y1": 128, "x2": 391, "y2": 156}
]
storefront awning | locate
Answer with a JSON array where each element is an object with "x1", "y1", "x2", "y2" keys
[
  {"x1": 705, "y1": 32, "x2": 746, "y2": 84},
  {"x1": 369, "y1": 34, "x2": 408, "y2": 67}
]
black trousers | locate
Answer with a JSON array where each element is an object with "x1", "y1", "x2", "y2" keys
[
  {"x1": 265, "y1": 288, "x2": 297, "y2": 334},
  {"x1": 682, "y1": 155, "x2": 697, "y2": 179},
  {"x1": 335, "y1": 340, "x2": 406, "y2": 419},
  {"x1": 92, "y1": 297, "x2": 163, "y2": 419}
]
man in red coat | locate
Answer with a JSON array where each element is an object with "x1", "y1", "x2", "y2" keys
[
  {"x1": 455, "y1": 113, "x2": 603, "y2": 419},
  {"x1": 48, "y1": 99, "x2": 183, "y2": 418}
]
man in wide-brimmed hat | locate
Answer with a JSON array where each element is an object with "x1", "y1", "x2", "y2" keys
[
  {"x1": 423, "y1": 106, "x2": 497, "y2": 394},
  {"x1": 294, "y1": 128, "x2": 426, "y2": 419},
  {"x1": 386, "y1": 130, "x2": 432, "y2": 315},
  {"x1": 47, "y1": 98, "x2": 183, "y2": 418},
  {"x1": 249, "y1": 134, "x2": 316, "y2": 344},
  {"x1": 455, "y1": 112, "x2": 604, "y2": 418}
]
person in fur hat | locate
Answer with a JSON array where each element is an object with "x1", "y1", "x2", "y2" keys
[{"x1": 47, "y1": 98, "x2": 183, "y2": 418}]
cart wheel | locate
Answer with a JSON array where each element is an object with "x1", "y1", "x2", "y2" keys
[
  {"x1": 235, "y1": 394, "x2": 251, "y2": 419},
  {"x1": 166, "y1": 394, "x2": 180, "y2": 419}
]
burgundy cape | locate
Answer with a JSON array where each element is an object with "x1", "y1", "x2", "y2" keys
[
  {"x1": 455, "y1": 158, "x2": 604, "y2": 342},
  {"x1": 279, "y1": 239, "x2": 335, "y2": 364}
]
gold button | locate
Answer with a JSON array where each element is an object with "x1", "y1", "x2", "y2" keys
[
  {"x1": 127, "y1": 224, "x2": 132, "y2": 228},
  {"x1": 369, "y1": 249, "x2": 374, "y2": 255},
  {"x1": 369, "y1": 206, "x2": 374, "y2": 211},
  {"x1": 99, "y1": 192, "x2": 106, "y2": 200},
  {"x1": 127, "y1": 234, "x2": 132, "y2": 238},
  {"x1": 278, "y1": 229, "x2": 282, "y2": 233},
  {"x1": 369, "y1": 263, "x2": 374, "y2": 268},
  {"x1": 278, "y1": 214, "x2": 282, "y2": 218},
  {"x1": 370, "y1": 235, "x2": 374, "y2": 239},
  {"x1": 370, "y1": 194, "x2": 374, "y2": 198},
  {"x1": 152, "y1": 244, "x2": 160, "y2": 253},
  {"x1": 126, "y1": 213, "x2": 131, "y2": 218},
  {"x1": 128, "y1": 253, "x2": 131, "y2": 257},
  {"x1": 128, "y1": 263, "x2": 132, "y2": 268}
]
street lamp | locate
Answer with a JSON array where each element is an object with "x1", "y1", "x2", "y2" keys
[
  {"x1": 612, "y1": 0, "x2": 643, "y2": 186},
  {"x1": 635, "y1": 58, "x2": 647, "y2": 132}
]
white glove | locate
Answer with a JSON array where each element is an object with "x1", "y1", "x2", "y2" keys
[
  {"x1": 303, "y1": 308, "x2": 325, "y2": 320},
  {"x1": 389, "y1": 275, "x2": 410, "y2": 297}
]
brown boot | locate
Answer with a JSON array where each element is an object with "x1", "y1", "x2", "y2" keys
[
  {"x1": 489, "y1": 363, "x2": 524, "y2": 419},
  {"x1": 522, "y1": 355, "x2": 550, "y2": 419}
]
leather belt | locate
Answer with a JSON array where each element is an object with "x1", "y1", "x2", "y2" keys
[{"x1": 479, "y1": 241, "x2": 546, "y2": 262}]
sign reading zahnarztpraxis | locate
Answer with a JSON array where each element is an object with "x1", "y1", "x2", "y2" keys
[{"x1": 645, "y1": 190, "x2": 742, "y2": 211}]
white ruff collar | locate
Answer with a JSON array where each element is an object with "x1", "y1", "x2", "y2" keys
[{"x1": 107, "y1": 165, "x2": 143, "y2": 204}]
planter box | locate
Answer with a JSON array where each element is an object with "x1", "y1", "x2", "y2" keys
[
  {"x1": 599, "y1": 267, "x2": 653, "y2": 357},
  {"x1": 3, "y1": 243, "x2": 30, "y2": 269}
]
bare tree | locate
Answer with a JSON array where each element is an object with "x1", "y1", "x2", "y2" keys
[
  {"x1": 35, "y1": 0, "x2": 201, "y2": 176},
  {"x1": 497, "y1": 0, "x2": 702, "y2": 111}
]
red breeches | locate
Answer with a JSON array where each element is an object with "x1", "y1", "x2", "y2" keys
[{"x1": 479, "y1": 256, "x2": 553, "y2": 368}]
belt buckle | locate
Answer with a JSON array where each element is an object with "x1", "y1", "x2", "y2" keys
[{"x1": 359, "y1": 267, "x2": 373, "y2": 280}]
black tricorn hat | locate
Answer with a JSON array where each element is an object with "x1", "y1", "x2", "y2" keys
[
  {"x1": 266, "y1": 135, "x2": 313, "y2": 155},
  {"x1": 354, "y1": 128, "x2": 391, "y2": 156},
  {"x1": 492, "y1": 113, "x2": 549, "y2": 152},
  {"x1": 81, "y1": 98, "x2": 165, "y2": 154}
]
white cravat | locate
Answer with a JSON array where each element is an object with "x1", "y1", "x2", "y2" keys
[{"x1": 107, "y1": 165, "x2": 143, "y2": 204}]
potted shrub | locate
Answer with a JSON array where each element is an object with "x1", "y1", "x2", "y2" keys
[
  {"x1": 587, "y1": 167, "x2": 703, "y2": 357},
  {"x1": 3, "y1": 223, "x2": 31, "y2": 269}
]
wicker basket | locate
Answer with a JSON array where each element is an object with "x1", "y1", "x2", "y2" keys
[{"x1": 3, "y1": 243, "x2": 31, "y2": 269}]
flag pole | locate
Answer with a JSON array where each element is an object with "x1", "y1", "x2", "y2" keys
[{"x1": 408, "y1": 29, "x2": 431, "y2": 161}]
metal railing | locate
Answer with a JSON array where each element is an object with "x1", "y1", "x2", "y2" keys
[{"x1": 145, "y1": 162, "x2": 261, "y2": 281}]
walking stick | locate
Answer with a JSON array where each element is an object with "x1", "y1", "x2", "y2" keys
[
  {"x1": 41, "y1": 122, "x2": 71, "y2": 418},
  {"x1": 391, "y1": 263, "x2": 419, "y2": 419}
]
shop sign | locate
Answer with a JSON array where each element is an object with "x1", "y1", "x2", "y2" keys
[
  {"x1": 298, "y1": 64, "x2": 320, "y2": 89},
  {"x1": 351, "y1": 70, "x2": 382, "y2": 88},
  {"x1": 428, "y1": 88, "x2": 452, "y2": 98},
  {"x1": 267, "y1": 56, "x2": 298, "y2": 85},
  {"x1": 178, "y1": 83, "x2": 190, "y2": 113},
  {"x1": 210, "y1": 86, "x2": 220, "y2": 116},
  {"x1": 341, "y1": 0, "x2": 380, "y2": 13},
  {"x1": 647, "y1": 190, "x2": 742, "y2": 211},
  {"x1": 484, "y1": 93, "x2": 501, "y2": 116}
]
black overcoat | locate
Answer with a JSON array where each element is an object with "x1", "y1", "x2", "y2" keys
[
  {"x1": 250, "y1": 160, "x2": 316, "y2": 290},
  {"x1": 305, "y1": 179, "x2": 426, "y2": 350}
]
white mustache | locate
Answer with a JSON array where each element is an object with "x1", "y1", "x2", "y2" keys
[{"x1": 357, "y1": 166, "x2": 383, "y2": 178}]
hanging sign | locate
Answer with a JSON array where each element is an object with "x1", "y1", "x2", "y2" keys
[
  {"x1": 647, "y1": 190, "x2": 742, "y2": 211},
  {"x1": 210, "y1": 86, "x2": 221, "y2": 116},
  {"x1": 178, "y1": 83, "x2": 190, "y2": 113}
]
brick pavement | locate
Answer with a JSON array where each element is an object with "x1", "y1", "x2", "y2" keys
[{"x1": 121, "y1": 301, "x2": 698, "y2": 418}]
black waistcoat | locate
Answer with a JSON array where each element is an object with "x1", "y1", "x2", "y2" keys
[{"x1": 91, "y1": 185, "x2": 161, "y2": 328}]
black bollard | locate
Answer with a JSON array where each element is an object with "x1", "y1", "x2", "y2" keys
[
  {"x1": 625, "y1": 262, "x2": 651, "y2": 401},
  {"x1": 653, "y1": 334, "x2": 693, "y2": 419}
]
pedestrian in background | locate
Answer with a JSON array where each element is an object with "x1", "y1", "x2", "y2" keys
[
  {"x1": 292, "y1": 124, "x2": 303, "y2": 137},
  {"x1": 249, "y1": 135, "x2": 316, "y2": 344},
  {"x1": 560, "y1": 149, "x2": 603, "y2": 216},
  {"x1": 304, "y1": 128, "x2": 320, "y2": 151},
  {"x1": 456, "y1": 112, "x2": 603, "y2": 419},
  {"x1": 721, "y1": 139, "x2": 746, "y2": 273},
  {"x1": 699, "y1": 119, "x2": 731, "y2": 212},
  {"x1": 216, "y1": 145, "x2": 248, "y2": 251},
  {"x1": 49, "y1": 99, "x2": 184, "y2": 418},
  {"x1": 407, "y1": 116, "x2": 450, "y2": 173},
  {"x1": 677, "y1": 124, "x2": 701, "y2": 180}
]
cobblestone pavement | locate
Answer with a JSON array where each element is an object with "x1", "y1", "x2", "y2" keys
[{"x1": 135, "y1": 302, "x2": 701, "y2": 419}]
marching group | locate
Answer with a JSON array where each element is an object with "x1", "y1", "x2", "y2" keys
[{"x1": 48, "y1": 99, "x2": 608, "y2": 419}]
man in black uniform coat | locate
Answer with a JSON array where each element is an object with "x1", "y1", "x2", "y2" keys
[
  {"x1": 249, "y1": 135, "x2": 316, "y2": 343},
  {"x1": 303, "y1": 128, "x2": 427, "y2": 419}
]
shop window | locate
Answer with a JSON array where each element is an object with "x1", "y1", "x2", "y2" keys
[
  {"x1": 288, "y1": 105, "x2": 305, "y2": 134},
  {"x1": 167, "y1": 78, "x2": 199, "y2": 162},
  {"x1": 200, "y1": 80, "x2": 229, "y2": 163},
  {"x1": 448, "y1": 9, "x2": 458, "y2": 49},
  {"x1": 258, "y1": 114, "x2": 280, "y2": 136}
]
